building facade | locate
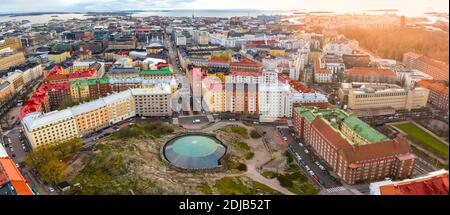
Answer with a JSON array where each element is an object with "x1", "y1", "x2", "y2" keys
[{"x1": 293, "y1": 107, "x2": 415, "y2": 184}]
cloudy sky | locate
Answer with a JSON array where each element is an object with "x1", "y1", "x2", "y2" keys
[{"x1": 0, "y1": 0, "x2": 448, "y2": 16}]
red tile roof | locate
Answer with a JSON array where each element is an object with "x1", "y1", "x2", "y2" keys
[
  {"x1": 341, "y1": 138, "x2": 412, "y2": 163},
  {"x1": 314, "y1": 59, "x2": 332, "y2": 74},
  {"x1": 418, "y1": 80, "x2": 449, "y2": 95},
  {"x1": 278, "y1": 74, "x2": 315, "y2": 93},
  {"x1": 230, "y1": 70, "x2": 262, "y2": 77},
  {"x1": 19, "y1": 82, "x2": 69, "y2": 119},
  {"x1": 347, "y1": 67, "x2": 395, "y2": 77},
  {"x1": 311, "y1": 117, "x2": 352, "y2": 150},
  {"x1": 380, "y1": 172, "x2": 449, "y2": 195}
]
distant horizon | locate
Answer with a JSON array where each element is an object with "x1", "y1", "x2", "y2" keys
[
  {"x1": 0, "y1": 8, "x2": 448, "y2": 18},
  {"x1": 0, "y1": 0, "x2": 448, "y2": 17}
]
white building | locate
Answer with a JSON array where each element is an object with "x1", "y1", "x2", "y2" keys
[{"x1": 259, "y1": 83, "x2": 291, "y2": 121}]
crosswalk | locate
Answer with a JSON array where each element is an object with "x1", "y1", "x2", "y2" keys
[{"x1": 326, "y1": 186, "x2": 347, "y2": 193}]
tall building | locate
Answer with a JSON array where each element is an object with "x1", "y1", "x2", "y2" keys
[
  {"x1": 293, "y1": 107, "x2": 415, "y2": 184},
  {"x1": 403, "y1": 52, "x2": 449, "y2": 82}
]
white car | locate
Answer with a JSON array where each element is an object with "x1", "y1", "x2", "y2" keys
[
  {"x1": 304, "y1": 149, "x2": 309, "y2": 154},
  {"x1": 193, "y1": 119, "x2": 201, "y2": 124},
  {"x1": 48, "y1": 187, "x2": 55, "y2": 192},
  {"x1": 319, "y1": 165, "x2": 326, "y2": 171},
  {"x1": 298, "y1": 142, "x2": 304, "y2": 147},
  {"x1": 305, "y1": 165, "x2": 311, "y2": 171},
  {"x1": 308, "y1": 170, "x2": 315, "y2": 176}
]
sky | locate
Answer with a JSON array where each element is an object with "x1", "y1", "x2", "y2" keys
[{"x1": 0, "y1": 0, "x2": 448, "y2": 16}]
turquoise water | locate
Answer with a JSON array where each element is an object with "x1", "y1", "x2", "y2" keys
[{"x1": 172, "y1": 135, "x2": 218, "y2": 157}]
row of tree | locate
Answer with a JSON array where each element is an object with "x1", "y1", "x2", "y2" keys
[
  {"x1": 339, "y1": 27, "x2": 449, "y2": 64},
  {"x1": 24, "y1": 138, "x2": 83, "y2": 185}
]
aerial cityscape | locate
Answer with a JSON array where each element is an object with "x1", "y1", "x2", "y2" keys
[{"x1": 0, "y1": 0, "x2": 449, "y2": 196}]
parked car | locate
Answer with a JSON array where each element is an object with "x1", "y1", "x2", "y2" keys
[
  {"x1": 298, "y1": 142, "x2": 304, "y2": 147},
  {"x1": 308, "y1": 170, "x2": 315, "y2": 176},
  {"x1": 48, "y1": 187, "x2": 55, "y2": 192},
  {"x1": 304, "y1": 149, "x2": 309, "y2": 154},
  {"x1": 304, "y1": 165, "x2": 311, "y2": 171}
]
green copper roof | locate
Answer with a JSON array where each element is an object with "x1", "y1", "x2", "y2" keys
[
  {"x1": 70, "y1": 78, "x2": 109, "y2": 88},
  {"x1": 140, "y1": 66, "x2": 173, "y2": 76},
  {"x1": 343, "y1": 116, "x2": 389, "y2": 143},
  {"x1": 294, "y1": 107, "x2": 388, "y2": 144}
]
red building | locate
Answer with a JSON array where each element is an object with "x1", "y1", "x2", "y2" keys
[
  {"x1": 293, "y1": 107, "x2": 415, "y2": 184},
  {"x1": 403, "y1": 52, "x2": 449, "y2": 82},
  {"x1": 417, "y1": 80, "x2": 449, "y2": 113}
]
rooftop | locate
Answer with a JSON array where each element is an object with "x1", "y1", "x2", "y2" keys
[
  {"x1": 140, "y1": 66, "x2": 174, "y2": 76},
  {"x1": 294, "y1": 107, "x2": 388, "y2": 144},
  {"x1": 347, "y1": 67, "x2": 396, "y2": 77}
]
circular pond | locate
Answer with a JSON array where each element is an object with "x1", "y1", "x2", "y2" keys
[{"x1": 163, "y1": 134, "x2": 227, "y2": 170}]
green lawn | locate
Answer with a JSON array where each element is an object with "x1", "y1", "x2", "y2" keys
[{"x1": 395, "y1": 123, "x2": 449, "y2": 159}]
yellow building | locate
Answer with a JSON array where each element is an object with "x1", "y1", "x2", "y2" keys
[
  {"x1": 103, "y1": 90, "x2": 136, "y2": 125},
  {"x1": 268, "y1": 49, "x2": 286, "y2": 56},
  {"x1": 22, "y1": 110, "x2": 79, "y2": 148},
  {"x1": 0, "y1": 37, "x2": 22, "y2": 50},
  {"x1": 48, "y1": 51, "x2": 71, "y2": 63},
  {"x1": 0, "y1": 51, "x2": 26, "y2": 70},
  {"x1": 339, "y1": 82, "x2": 430, "y2": 111}
]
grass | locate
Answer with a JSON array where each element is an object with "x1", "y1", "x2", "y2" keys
[
  {"x1": 222, "y1": 125, "x2": 249, "y2": 139},
  {"x1": 395, "y1": 123, "x2": 449, "y2": 159},
  {"x1": 261, "y1": 171, "x2": 278, "y2": 179},
  {"x1": 197, "y1": 182, "x2": 213, "y2": 195},
  {"x1": 227, "y1": 160, "x2": 247, "y2": 171},
  {"x1": 111, "y1": 122, "x2": 174, "y2": 140},
  {"x1": 72, "y1": 142, "x2": 156, "y2": 195},
  {"x1": 214, "y1": 176, "x2": 280, "y2": 195}
]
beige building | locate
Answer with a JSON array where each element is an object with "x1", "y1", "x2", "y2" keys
[
  {"x1": 22, "y1": 110, "x2": 79, "y2": 148},
  {"x1": 132, "y1": 86, "x2": 172, "y2": 117},
  {"x1": 103, "y1": 90, "x2": 136, "y2": 125},
  {"x1": 339, "y1": 82, "x2": 429, "y2": 111},
  {"x1": 0, "y1": 81, "x2": 14, "y2": 106},
  {"x1": 0, "y1": 51, "x2": 26, "y2": 70}
]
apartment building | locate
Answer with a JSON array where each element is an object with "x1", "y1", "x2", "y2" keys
[
  {"x1": 22, "y1": 85, "x2": 173, "y2": 148},
  {"x1": 403, "y1": 52, "x2": 449, "y2": 82},
  {"x1": 293, "y1": 107, "x2": 415, "y2": 184},
  {"x1": 0, "y1": 81, "x2": 14, "y2": 106},
  {"x1": 0, "y1": 37, "x2": 22, "y2": 50},
  {"x1": 47, "y1": 51, "x2": 71, "y2": 63},
  {"x1": 132, "y1": 86, "x2": 172, "y2": 117},
  {"x1": 339, "y1": 82, "x2": 429, "y2": 111},
  {"x1": 418, "y1": 80, "x2": 449, "y2": 113},
  {"x1": 0, "y1": 51, "x2": 26, "y2": 70},
  {"x1": 22, "y1": 110, "x2": 79, "y2": 148},
  {"x1": 72, "y1": 101, "x2": 109, "y2": 135}
]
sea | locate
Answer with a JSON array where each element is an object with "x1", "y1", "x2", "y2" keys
[
  {"x1": 0, "y1": 9, "x2": 446, "y2": 25},
  {"x1": 0, "y1": 10, "x2": 292, "y2": 24}
]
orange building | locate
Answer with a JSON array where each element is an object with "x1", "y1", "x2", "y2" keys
[{"x1": 417, "y1": 80, "x2": 449, "y2": 112}]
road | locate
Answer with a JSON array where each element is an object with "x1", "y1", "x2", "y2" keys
[
  {"x1": 283, "y1": 128, "x2": 342, "y2": 189},
  {"x1": 163, "y1": 30, "x2": 193, "y2": 115}
]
